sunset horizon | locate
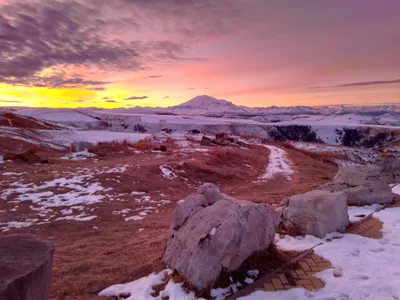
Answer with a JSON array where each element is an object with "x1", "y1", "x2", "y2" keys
[{"x1": 1, "y1": 0, "x2": 399, "y2": 109}]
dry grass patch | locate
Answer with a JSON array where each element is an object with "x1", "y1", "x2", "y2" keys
[
  {"x1": 209, "y1": 147, "x2": 262, "y2": 167},
  {"x1": 89, "y1": 139, "x2": 137, "y2": 156},
  {"x1": 178, "y1": 146, "x2": 267, "y2": 184},
  {"x1": 89, "y1": 138, "x2": 171, "y2": 156}
]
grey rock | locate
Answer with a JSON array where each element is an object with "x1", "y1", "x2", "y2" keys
[
  {"x1": 319, "y1": 180, "x2": 394, "y2": 206},
  {"x1": 164, "y1": 184, "x2": 276, "y2": 290},
  {"x1": 70, "y1": 141, "x2": 94, "y2": 152},
  {"x1": 342, "y1": 181, "x2": 394, "y2": 205},
  {"x1": 0, "y1": 234, "x2": 54, "y2": 300},
  {"x1": 332, "y1": 164, "x2": 382, "y2": 186},
  {"x1": 200, "y1": 136, "x2": 214, "y2": 147},
  {"x1": 281, "y1": 190, "x2": 349, "y2": 238}
]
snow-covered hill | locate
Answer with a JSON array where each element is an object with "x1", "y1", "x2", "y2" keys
[{"x1": 169, "y1": 95, "x2": 249, "y2": 115}]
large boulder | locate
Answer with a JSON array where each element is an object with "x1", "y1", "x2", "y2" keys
[
  {"x1": 344, "y1": 181, "x2": 394, "y2": 205},
  {"x1": 0, "y1": 234, "x2": 54, "y2": 300},
  {"x1": 319, "y1": 164, "x2": 395, "y2": 206},
  {"x1": 163, "y1": 183, "x2": 276, "y2": 290},
  {"x1": 70, "y1": 141, "x2": 94, "y2": 152},
  {"x1": 280, "y1": 190, "x2": 349, "y2": 238},
  {"x1": 332, "y1": 164, "x2": 381, "y2": 186}
]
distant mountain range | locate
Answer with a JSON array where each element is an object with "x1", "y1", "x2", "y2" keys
[{"x1": 170, "y1": 95, "x2": 400, "y2": 116}]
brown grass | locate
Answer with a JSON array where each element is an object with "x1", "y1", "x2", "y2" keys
[
  {"x1": 209, "y1": 147, "x2": 261, "y2": 167},
  {"x1": 178, "y1": 146, "x2": 267, "y2": 184},
  {"x1": 163, "y1": 137, "x2": 178, "y2": 149},
  {"x1": 89, "y1": 138, "x2": 169, "y2": 156},
  {"x1": 88, "y1": 139, "x2": 135, "y2": 156},
  {"x1": 130, "y1": 138, "x2": 159, "y2": 151}
]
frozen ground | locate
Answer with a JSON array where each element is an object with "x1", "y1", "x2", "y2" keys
[
  {"x1": 0, "y1": 164, "x2": 171, "y2": 232},
  {"x1": 260, "y1": 145, "x2": 294, "y2": 180},
  {"x1": 98, "y1": 186, "x2": 400, "y2": 300}
]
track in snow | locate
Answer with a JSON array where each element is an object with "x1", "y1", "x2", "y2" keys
[{"x1": 260, "y1": 145, "x2": 294, "y2": 180}]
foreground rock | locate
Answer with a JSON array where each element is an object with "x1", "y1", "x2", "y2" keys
[
  {"x1": 318, "y1": 164, "x2": 394, "y2": 205},
  {"x1": 163, "y1": 183, "x2": 276, "y2": 290},
  {"x1": 279, "y1": 190, "x2": 349, "y2": 238},
  {"x1": 0, "y1": 234, "x2": 54, "y2": 300},
  {"x1": 70, "y1": 141, "x2": 93, "y2": 152}
]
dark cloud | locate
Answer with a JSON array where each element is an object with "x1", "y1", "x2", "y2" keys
[
  {"x1": 186, "y1": 87, "x2": 195, "y2": 90},
  {"x1": 0, "y1": 0, "x2": 189, "y2": 88},
  {"x1": 102, "y1": 97, "x2": 110, "y2": 100},
  {"x1": 310, "y1": 79, "x2": 400, "y2": 89},
  {"x1": 163, "y1": 96, "x2": 169, "y2": 99},
  {"x1": 124, "y1": 96, "x2": 148, "y2": 100},
  {"x1": 105, "y1": 99, "x2": 116, "y2": 103},
  {"x1": 88, "y1": 87, "x2": 107, "y2": 91},
  {"x1": 145, "y1": 75, "x2": 163, "y2": 78}
]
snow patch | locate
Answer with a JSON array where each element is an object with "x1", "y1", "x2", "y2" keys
[
  {"x1": 260, "y1": 145, "x2": 294, "y2": 180},
  {"x1": 348, "y1": 204, "x2": 383, "y2": 222},
  {"x1": 160, "y1": 165, "x2": 177, "y2": 179},
  {"x1": 55, "y1": 214, "x2": 97, "y2": 222},
  {"x1": 62, "y1": 150, "x2": 96, "y2": 160},
  {"x1": 241, "y1": 206, "x2": 400, "y2": 300}
]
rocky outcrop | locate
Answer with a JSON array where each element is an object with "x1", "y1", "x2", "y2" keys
[
  {"x1": 70, "y1": 141, "x2": 94, "y2": 152},
  {"x1": 278, "y1": 190, "x2": 349, "y2": 238},
  {"x1": 3, "y1": 149, "x2": 48, "y2": 163},
  {"x1": 318, "y1": 164, "x2": 394, "y2": 205},
  {"x1": 163, "y1": 183, "x2": 276, "y2": 290},
  {"x1": 0, "y1": 234, "x2": 54, "y2": 300}
]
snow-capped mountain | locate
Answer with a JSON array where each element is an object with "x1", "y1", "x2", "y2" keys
[{"x1": 169, "y1": 95, "x2": 249, "y2": 115}]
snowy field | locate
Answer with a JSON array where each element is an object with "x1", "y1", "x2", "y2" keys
[{"x1": 98, "y1": 185, "x2": 400, "y2": 300}]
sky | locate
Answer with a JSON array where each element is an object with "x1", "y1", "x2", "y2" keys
[{"x1": 1, "y1": 0, "x2": 400, "y2": 109}]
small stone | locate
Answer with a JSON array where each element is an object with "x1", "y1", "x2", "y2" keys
[{"x1": 333, "y1": 268, "x2": 343, "y2": 277}]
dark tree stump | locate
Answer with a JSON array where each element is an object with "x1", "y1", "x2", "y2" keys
[{"x1": 0, "y1": 234, "x2": 54, "y2": 300}]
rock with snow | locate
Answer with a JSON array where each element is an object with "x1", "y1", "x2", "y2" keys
[
  {"x1": 70, "y1": 141, "x2": 94, "y2": 152},
  {"x1": 319, "y1": 181, "x2": 394, "y2": 206},
  {"x1": 319, "y1": 164, "x2": 395, "y2": 205},
  {"x1": 280, "y1": 190, "x2": 349, "y2": 238},
  {"x1": 163, "y1": 183, "x2": 276, "y2": 290},
  {"x1": 0, "y1": 234, "x2": 54, "y2": 300}
]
